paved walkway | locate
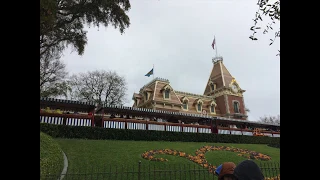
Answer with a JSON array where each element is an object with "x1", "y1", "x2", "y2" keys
[{"x1": 59, "y1": 151, "x2": 68, "y2": 180}]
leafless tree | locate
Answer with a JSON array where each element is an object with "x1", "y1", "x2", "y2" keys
[
  {"x1": 68, "y1": 70, "x2": 127, "y2": 106},
  {"x1": 40, "y1": 51, "x2": 68, "y2": 98},
  {"x1": 250, "y1": 0, "x2": 280, "y2": 56},
  {"x1": 258, "y1": 115, "x2": 280, "y2": 125}
]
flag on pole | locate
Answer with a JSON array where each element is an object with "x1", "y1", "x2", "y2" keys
[
  {"x1": 211, "y1": 38, "x2": 215, "y2": 49},
  {"x1": 145, "y1": 68, "x2": 154, "y2": 77}
]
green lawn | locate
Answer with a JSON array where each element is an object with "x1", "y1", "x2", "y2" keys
[
  {"x1": 40, "y1": 132, "x2": 64, "y2": 180},
  {"x1": 56, "y1": 139, "x2": 280, "y2": 180}
]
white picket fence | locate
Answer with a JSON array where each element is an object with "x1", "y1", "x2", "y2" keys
[
  {"x1": 102, "y1": 120, "x2": 280, "y2": 137},
  {"x1": 40, "y1": 115, "x2": 92, "y2": 126},
  {"x1": 39, "y1": 115, "x2": 279, "y2": 137}
]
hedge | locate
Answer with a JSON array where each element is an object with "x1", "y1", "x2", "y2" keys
[
  {"x1": 40, "y1": 123, "x2": 280, "y2": 144},
  {"x1": 268, "y1": 143, "x2": 280, "y2": 148}
]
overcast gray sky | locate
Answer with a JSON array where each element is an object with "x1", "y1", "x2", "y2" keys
[{"x1": 62, "y1": 0, "x2": 280, "y2": 121}]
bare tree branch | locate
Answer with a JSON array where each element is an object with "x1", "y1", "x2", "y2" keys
[
  {"x1": 67, "y1": 70, "x2": 127, "y2": 106},
  {"x1": 258, "y1": 115, "x2": 280, "y2": 125},
  {"x1": 250, "y1": 0, "x2": 280, "y2": 56},
  {"x1": 40, "y1": 51, "x2": 68, "y2": 98}
]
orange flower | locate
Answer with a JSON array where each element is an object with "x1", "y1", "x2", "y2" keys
[{"x1": 141, "y1": 145, "x2": 275, "y2": 176}]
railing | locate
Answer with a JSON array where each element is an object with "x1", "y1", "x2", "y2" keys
[
  {"x1": 40, "y1": 112, "x2": 93, "y2": 127},
  {"x1": 41, "y1": 161, "x2": 280, "y2": 180},
  {"x1": 39, "y1": 113, "x2": 280, "y2": 137},
  {"x1": 103, "y1": 118, "x2": 280, "y2": 137},
  {"x1": 40, "y1": 97, "x2": 279, "y2": 128}
]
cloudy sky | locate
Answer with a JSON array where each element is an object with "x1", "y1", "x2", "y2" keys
[{"x1": 62, "y1": 0, "x2": 280, "y2": 121}]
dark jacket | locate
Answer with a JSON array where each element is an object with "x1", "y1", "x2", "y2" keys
[
  {"x1": 233, "y1": 160, "x2": 264, "y2": 180},
  {"x1": 211, "y1": 126, "x2": 218, "y2": 134},
  {"x1": 218, "y1": 162, "x2": 236, "y2": 180}
]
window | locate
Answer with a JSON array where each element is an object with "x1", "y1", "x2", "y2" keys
[
  {"x1": 233, "y1": 101, "x2": 240, "y2": 113},
  {"x1": 162, "y1": 85, "x2": 172, "y2": 99},
  {"x1": 209, "y1": 101, "x2": 216, "y2": 114},
  {"x1": 210, "y1": 83, "x2": 215, "y2": 91},
  {"x1": 181, "y1": 97, "x2": 189, "y2": 110},
  {"x1": 197, "y1": 102, "x2": 202, "y2": 112},
  {"x1": 183, "y1": 101, "x2": 188, "y2": 110},
  {"x1": 195, "y1": 99, "x2": 203, "y2": 112},
  {"x1": 145, "y1": 92, "x2": 148, "y2": 101},
  {"x1": 210, "y1": 105, "x2": 215, "y2": 113},
  {"x1": 164, "y1": 89, "x2": 170, "y2": 99}
]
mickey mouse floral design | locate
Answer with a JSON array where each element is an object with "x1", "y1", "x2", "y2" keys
[{"x1": 141, "y1": 145, "x2": 280, "y2": 180}]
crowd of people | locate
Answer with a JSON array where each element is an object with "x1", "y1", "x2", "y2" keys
[{"x1": 214, "y1": 160, "x2": 265, "y2": 180}]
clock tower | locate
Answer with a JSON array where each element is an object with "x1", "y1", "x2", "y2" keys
[{"x1": 203, "y1": 56, "x2": 247, "y2": 120}]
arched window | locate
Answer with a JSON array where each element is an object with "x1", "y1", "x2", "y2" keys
[
  {"x1": 162, "y1": 84, "x2": 172, "y2": 99},
  {"x1": 195, "y1": 99, "x2": 203, "y2": 112},
  {"x1": 233, "y1": 101, "x2": 240, "y2": 113},
  {"x1": 209, "y1": 81, "x2": 216, "y2": 91},
  {"x1": 197, "y1": 102, "x2": 202, "y2": 112},
  {"x1": 210, "y1": 83, "x2": 215, "y2": 91},
  {"x1": 181, "y1": 97, "x2": 189, "y2": 110},
  {"x1": 209, "y1": 101, "x2": 216, "y2": 114},
  {"x1": 210, "y1": 105, "x2": 215, "y2": 113}
]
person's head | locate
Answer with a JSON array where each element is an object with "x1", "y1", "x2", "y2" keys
[
  {"x1": 218, "y1": 162, "x2": 236, "y2": 180},
  {"x1": 233, "y1": 160, "x2": 264, "y2": 180},
  {"x1": 222, "y1": 174, "x2": 236, "y2": 180}
]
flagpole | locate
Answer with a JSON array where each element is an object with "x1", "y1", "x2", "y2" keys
[
  {"x1": 215, "y1": 35, "x2": 218, "y2": 57},
  {"x1": 153, "y1": 64, "x2": 154, "y2": 80}
]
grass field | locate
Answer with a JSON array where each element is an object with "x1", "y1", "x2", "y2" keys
[
  {"x1": 40, "y1": 132, "x2": 64, "y2": 180},
  {"x1": 55, "y1": 139, "x2": 280, "y2": 179}
]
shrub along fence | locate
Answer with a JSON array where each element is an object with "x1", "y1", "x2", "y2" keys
[{"x1": 40, "y1": 123, "x2": 280, "y2": 144}]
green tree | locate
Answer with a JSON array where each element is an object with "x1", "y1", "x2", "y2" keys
[
  {"x1": 40, "y1": 0, "x2": 131, "y2": 59},
  {"x1": 250, "y1": 0, "x2": 280, "y2": 56}
]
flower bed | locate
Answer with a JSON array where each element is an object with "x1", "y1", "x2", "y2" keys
[{"x1": 141, "y1": 145, "x2": 279, "y2": 179}]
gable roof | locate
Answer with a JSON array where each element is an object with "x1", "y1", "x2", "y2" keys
[{"x1": 203, "y1": 58, "x2": 236, "y2": 96}]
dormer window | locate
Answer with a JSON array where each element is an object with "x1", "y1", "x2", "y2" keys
[
  {"x1": 233, "y1": 101, "x2": 240, "y2": 113},
  {"x1": 132, "y1": 93, "x2": 142, "y2": 107},
  {"x1": 145, "y1": 92, "x2": 148, "y2": 101},
  {"x1": 183, "y1": 101, "x2": 188, "y2": 110},
  {"x1": 197, "y1": 103, "x2": 202, "y2": 112},
  {"x1": 209, "y1": 81, "x2": 216, "y2": 91},
  {"x1": 181, "y1": 96, "x2": 189, "y2": 111},
  {"x1": 141, "y1": 87, "x2": 153, "y2": 102},
  {"x1": 210, "y1": 84, "x2": 215, "y2": 91},
  {"x1": 210, "y1": 105, "x2": 215, "y2": 113},
  {"x1": 162, "y1": 84, "x2": 173, "y2": 100},
  {"x1": 164, "y1": 89, "x2": 170, "y2": 99},
  {"x1": 209, "y1": 101, "x2": 217, "y2": 114},
  {"x1": 195, "y1": 99, "x2": 203, "y2": 112}
]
